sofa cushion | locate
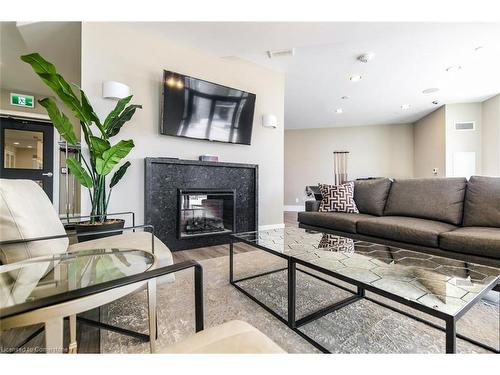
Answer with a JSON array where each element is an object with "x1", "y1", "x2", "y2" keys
[
  {"x1": 357, "y1": 216, "x2": 457, "y2": 248},
  {"x1": 463, "y1": 176, "x2": 500, "y2": 228},
  {"x1": 384, "y1": 178, "x2": 467, "y2": 225},
  {"x1": 318, "y1": 182, "x2": 359, "y2": 213},
  {"x1": 0, "y1": 179, "x2": 68, "y2": 265},
  {"x1": 354, "y1": 178, "x2": 392, "y2": 216},
  {"x1": 440, "y1": 227, "x2": 500, "y2": 259},
  {"x1": 298, "y1": 212, "x2": 375, "y2": 234}
]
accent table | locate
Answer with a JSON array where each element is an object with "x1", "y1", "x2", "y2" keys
[
  {"x1": 230, "y1": 227, "x2": 500, "y2": 354},
  {"x1": 0, "y1": 248, "x2": 204, "y2": 354}
]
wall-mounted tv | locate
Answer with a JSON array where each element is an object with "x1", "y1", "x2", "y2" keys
[{"x1": 160, "y1": 70, "x2": 256, "y2": 145}]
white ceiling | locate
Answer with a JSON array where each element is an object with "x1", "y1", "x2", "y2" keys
[
  {"x1": 132, "y1": 22, "x2": 500, "y2": 129},
  {"x1": 2, "y1": 22, "x2": 498, "y2": 129},
  {"x1": 0, "y1": 22, "x2": 81, "y2": 96}
]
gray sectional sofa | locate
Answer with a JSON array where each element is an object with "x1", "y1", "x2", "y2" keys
[{"x1": 298, "y1": 176, "x2": 500, "y2": 268}]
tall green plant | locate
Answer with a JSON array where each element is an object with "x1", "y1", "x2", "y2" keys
[{"x1": 21, "y1": 53, "x2": 141, "y2": 223}]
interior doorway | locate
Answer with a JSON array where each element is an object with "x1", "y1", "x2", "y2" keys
[{"x1": 0, "y1": 117, "x2": 54, "y2": 200}]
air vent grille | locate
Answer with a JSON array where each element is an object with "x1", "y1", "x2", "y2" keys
[
  {"x1": 455, "y1": 121, "x2": 475, "y2": 131},
  {"x1": 267, "y1": 48, "x2": 295, "y2": 59}
]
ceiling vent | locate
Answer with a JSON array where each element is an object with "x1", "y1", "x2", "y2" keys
[
  {"x1": 267, "y1": 48, "x2": 295, "y2": 59},
  {"x1": 455, "y1": 121, "x2": 475, "y2": 131}
]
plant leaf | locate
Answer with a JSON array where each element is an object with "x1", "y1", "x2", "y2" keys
[
  {"x1": 103, "y1": 95, "x2": 133, "y2": 130},
  {"x1": 106, "y1": 104, "x2": 142, "y2": 137},
  {"x1": 66, "y1": 157, "x2": 93, "y2": 188},
  {"x1": 38, "y1": 98, "x2": 78, "y2": 145},
  {"x1": 95, "y1": 140, "x2": 134, "y2": 176},
  {"x1": 89, "y1": 136, "x2": 110, "y2": 156},
  {"x1": 20, "y1": 54, "x2": 92, "y2": 125},
  {"x1": 37, "y1": 72, "x2": 91, "y2": 125},
  {"x1": 80, "y1": 90, "x2": 104, "y2": 132},
  {"x1": 20, "y1": 53, "x2": 56, "y2": 75},
  {"x1": 109, "y1": 161, "x2": 131, "y2": 188}
]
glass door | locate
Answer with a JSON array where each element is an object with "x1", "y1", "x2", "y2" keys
[{"x1": 0, "y1": 117, "x2": 54, "y2": 200}]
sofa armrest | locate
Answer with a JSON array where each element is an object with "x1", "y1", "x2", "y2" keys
[{"x1": 305, "y1": 200, "x2": 321, "y2": 212}]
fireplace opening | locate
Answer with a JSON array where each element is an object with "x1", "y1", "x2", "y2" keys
[{"x1": 178, "y1": 189, "x2": 235, "y2": 239}]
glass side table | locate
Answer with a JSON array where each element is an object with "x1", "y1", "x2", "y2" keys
[{"x1": 0, "y1": 248, "x2": 155, "y2": 353}]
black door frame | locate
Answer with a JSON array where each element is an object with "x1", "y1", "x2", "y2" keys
[{"x1": 0, "y1": 117, "x2": 54, "y2": 201}]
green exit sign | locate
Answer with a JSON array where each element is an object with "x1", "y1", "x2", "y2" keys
[{"x1": 10, "y1": 93, "x2": 35, "y2": 108}]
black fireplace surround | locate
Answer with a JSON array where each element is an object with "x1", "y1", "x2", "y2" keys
[{"x1": 145, "y1": 158, "x2": 258, "y2": 251}]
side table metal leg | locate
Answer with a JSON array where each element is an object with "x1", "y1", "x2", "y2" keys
[
  {"x1": 288, "y1": 258, "x2": 296, "y2": 328},
  {"x1": 147, "y1": 279, "x2": 157, "y2": 353},
  {"x1": 445, "y1": 318, "x2": 456, "y2": 354},
  {"x1": 44, "y1": 317, "x2": 64, "y2": 354},
  {"x1": 194, "y1": 263, "x2": 204, "y2": 332}
]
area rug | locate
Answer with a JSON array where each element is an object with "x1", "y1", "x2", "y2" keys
[{"x1": 101, "y1": 248, "x2": 499, "y2": 354}]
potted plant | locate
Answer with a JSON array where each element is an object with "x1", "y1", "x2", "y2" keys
[{"x1": 21, "y1": 53, "x2": 141, "y2": 241}]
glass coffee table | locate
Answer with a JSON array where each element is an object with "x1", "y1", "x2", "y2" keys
[{"x1": 230, "y1": 227, "x2": 500, "y2": 354}]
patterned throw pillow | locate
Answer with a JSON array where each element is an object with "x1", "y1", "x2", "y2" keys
[
  {"x1": 318, "y1": 234, "x2": 355, "y2": 253},
  {"x1": 318, "y1": 182, "x2": 359, "y2": 213}
]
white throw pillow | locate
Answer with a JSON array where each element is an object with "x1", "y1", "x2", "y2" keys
[{"x1": 0, "y1": 179, "x2": 68, "y2": 264}]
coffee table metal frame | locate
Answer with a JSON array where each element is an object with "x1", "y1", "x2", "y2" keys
[{"x1": 229, "y1": 234, "x2": 500, "y2": 354}]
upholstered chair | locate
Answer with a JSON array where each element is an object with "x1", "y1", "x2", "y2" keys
[{"x1": 161, "y1": 320, "x2": 285, "y2": 354}]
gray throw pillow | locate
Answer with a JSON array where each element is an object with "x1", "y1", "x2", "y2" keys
[
  {"x1": 354, "y1": 178, "x2": 392, "y2": 216},
  {"x1": 463, "y1": 176, "x2": 500, "y2": 227}
]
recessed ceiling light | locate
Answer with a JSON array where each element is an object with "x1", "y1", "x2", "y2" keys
[
  {"x1": 335, "y1": 108, "x2": 343, "y2": 114},
  {"x1": 357, "y1": 52, "x2": 375, "y2": 63},
  {"x1": 401, "y1": 104, "x2": 411, "y2": 110},
  {"x1": 13, "y1": 142, "x2": 20, "y2": 145},
  {"x1": 422, "y1": 88, "x2": 439, "y2": 94},
  {"x1": 446, "y1": 65, "x2": 462, "y2": 72},
  {"x1": 341, "y1": 96, "x2": 350, "y2": 100},
  {"x1": 349, "y1": 74, "x2": 362, "y2": 82},
  {"x1": 27, "y1": 145, "x2": 33, "y2": 148}
]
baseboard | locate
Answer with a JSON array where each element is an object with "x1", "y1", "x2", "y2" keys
[
  {"x1": 284, "y1": 205, "x2": 304, "y2": 212},
  {"x1": 258, "y1": 223, "x2": 285, "y2": 231}
]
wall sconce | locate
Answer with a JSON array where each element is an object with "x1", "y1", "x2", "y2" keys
[
  {"x1": 262, "y1": 114, "x2": 278, "y2": 128},
  {"x1": 102, "y1": 81, "x2": 131, "y2": 100}
]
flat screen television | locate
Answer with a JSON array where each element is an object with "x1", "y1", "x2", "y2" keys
[{"x1": 160, "y1": 70, "x2": 256, "y2": 145}]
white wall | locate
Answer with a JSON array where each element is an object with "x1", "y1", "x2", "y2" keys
[
  {"x1": 413, "y1": 106, "x2": 446, "y2": 178},
  {"x1": 445, "y1": 103, "x2": 482, "y2": 177},
  {"x1": 284, "y1": 124, "x2": 414, "y2": 206},
  {"x1": 481, "y1": 94, "x2": 500, "y2": 176},
  {"x1": 80, "y1": 22, "x2": 285, "y2": 227}
]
